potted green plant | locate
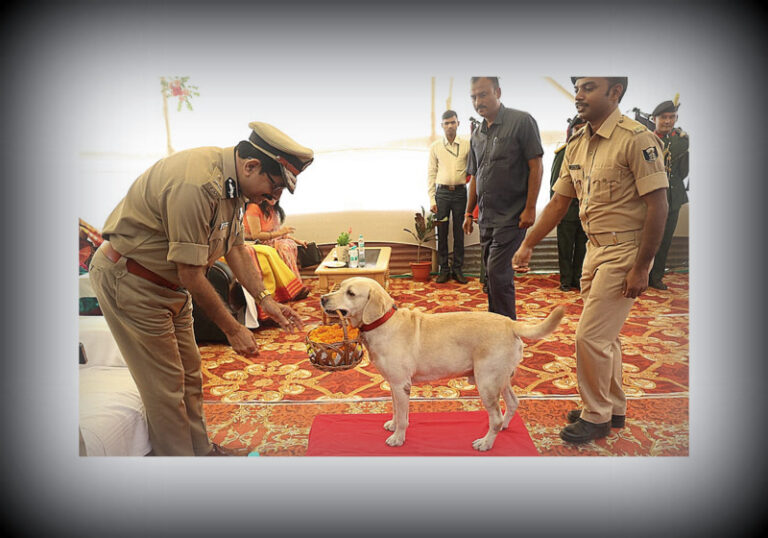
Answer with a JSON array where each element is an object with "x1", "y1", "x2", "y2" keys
[
  {"x1": 335, "y1": 229, "x2": 351, "y2": 263},
  {"x1": 403, "y1": 207, "x2": 445, "y2": 281}
]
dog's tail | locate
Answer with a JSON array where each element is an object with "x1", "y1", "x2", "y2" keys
[{"x1": 511, "y1": 306, "x2": 565, "y2": 340}]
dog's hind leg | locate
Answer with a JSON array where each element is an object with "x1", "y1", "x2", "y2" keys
[
  {"x1": 501, "y1": 380, "x2": 519, "y2": 430},
  {"x1": 472, "y1": 374, "x2": 505, "y2": 451}
]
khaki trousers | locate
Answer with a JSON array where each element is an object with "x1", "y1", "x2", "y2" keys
[
  {"x1": 88, "y1": 246, "x2": 212, "y2": 456},
  {"x1": 575, "y1": 238, "x2": 639, "y2": 425}
]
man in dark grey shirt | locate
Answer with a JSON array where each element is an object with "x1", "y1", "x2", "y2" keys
[{"x1": 463, "y1": 77, "x2": 544, "y2": 319}]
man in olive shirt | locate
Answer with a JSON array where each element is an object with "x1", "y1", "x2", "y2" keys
[
  {"x1": 649, "y1": 99, "x2": 689, "y2": 290},
  {"x1": 513, "y1": 77, "x2": 669, "y2": 443},
  {"x1": 551, "y1": 115, "x2": 588, "y2": 292},
  {"x1": 89, "y1": 122, "x2": 313, "y2": 456},
  {"x1": 463, "y1": 76, "x2": 544, "y2": 320}
]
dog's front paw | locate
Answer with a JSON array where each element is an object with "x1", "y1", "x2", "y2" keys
[
  {"x1": 385, "y1": 433, "x2": 405, "y2": 447},
  {"x1": 383, "y1": 420, "x2": 396, "y2": 432},
  {"x1": 472, "y1": 437, "x2": 495, "y2": 452}
]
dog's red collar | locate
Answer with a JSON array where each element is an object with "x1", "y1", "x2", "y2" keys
[{"x1": 360, "y1": 306, "x2": 397, "y2": 332}]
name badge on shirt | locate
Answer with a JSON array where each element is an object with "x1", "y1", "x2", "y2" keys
[{"x1": 569, "y1": 164, "x2": 581, "y2": 170}]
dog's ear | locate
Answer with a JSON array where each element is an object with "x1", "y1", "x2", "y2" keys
[{"x1": 361, "y1": 282, "x2": 394, "y2": 325}]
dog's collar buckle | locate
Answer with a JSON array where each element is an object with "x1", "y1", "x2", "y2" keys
[{"x1": 360, "y1": 306, "x2": 397, "y2": 332}]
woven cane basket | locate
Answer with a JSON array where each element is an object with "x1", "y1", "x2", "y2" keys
[{"x1": 306, "y1": 312, "x2": 365, "y2": 372}]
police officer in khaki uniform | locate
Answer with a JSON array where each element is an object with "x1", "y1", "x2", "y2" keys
[
  {"x1": 512, "y1": 77, "x2": 669, "y2": 443},
  {"x1": 89, "y1": 122, "x2": 313, "y2": 456}
]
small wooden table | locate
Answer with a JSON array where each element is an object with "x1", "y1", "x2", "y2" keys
[{"x1": 315, "y1": 246, "x2": 391, "y2": 294}]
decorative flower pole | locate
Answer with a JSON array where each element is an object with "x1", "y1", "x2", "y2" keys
[{"x1": 160, "y1": 76, "x2": 200, "y2": 155}]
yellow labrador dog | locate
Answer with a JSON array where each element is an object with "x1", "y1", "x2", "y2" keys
[{"x1": 321, "y1": 277, "x2": 564, "y2": 451}]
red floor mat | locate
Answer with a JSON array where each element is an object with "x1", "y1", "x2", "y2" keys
[{"x1": 305, "y1": 410, "x2": 539, "y2": 456}]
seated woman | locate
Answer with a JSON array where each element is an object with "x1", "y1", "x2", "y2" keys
[
  {"x1": 221, "y1": 201, "x2": 308, "y2": 328},
  {"x1": 244, "y1": 200, "x2": 308, "y2": 287}
]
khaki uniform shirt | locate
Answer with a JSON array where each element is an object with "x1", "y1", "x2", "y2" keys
[
  {"x1": 553, "y1": 108, "x2": 668, "y2": 235},
  {"x1": 427, "y1": 135, "x2": 470, "y2": 207},
  {"x1": 102, "y1": 146, "x2": 246, "y2": 286}
]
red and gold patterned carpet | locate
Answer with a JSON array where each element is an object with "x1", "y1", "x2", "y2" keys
[
  {"x1": 205, "y1": 397, "x2": 688, "y2": 457},
  {"x1": 201, "y1": 272, "x2": 689, "y2": 456}
]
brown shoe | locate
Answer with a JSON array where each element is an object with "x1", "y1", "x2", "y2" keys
[
  {"x1": 206, "y1": 443, "x2": 246, "y2": 456},
  {"x1": 452, "y1": 271, "x2": 468, "y2": 284}
]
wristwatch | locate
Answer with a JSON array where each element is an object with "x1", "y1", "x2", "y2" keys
[{"x1": 254, "y1": 289, "x2": 272, "y2": 305}]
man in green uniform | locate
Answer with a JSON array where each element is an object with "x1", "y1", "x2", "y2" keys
[
  {"x1": 649, "y1": 99, "x2": 689, "y2": 290},
  {"x1": 89, "y1": 122, "x2": 313, "y2": 456},
  {"x1": 513, "y1": 77, "x2": 669, "y2": 443},
  {"x1": 550, "y1": 115, "x2": 588, "y2": 291}
]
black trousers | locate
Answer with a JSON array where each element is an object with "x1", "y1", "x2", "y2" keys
[
  {"x1": 556, "y1": 219, "x2": 587, "y2": 288},
  {"x1": 650, "y1": 206, "x2": 681, "y2": 283},
  {"x1": 435, "y1": 186, "x2": 467, "y2": 274},
  {"x1": 479, "y1": 224, "x2": 526, "y2": 320}
]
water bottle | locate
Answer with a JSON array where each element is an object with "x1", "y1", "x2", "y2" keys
[
  {"x1": 358, "y1": 234, "x2": 366, "y2": 267},
  {"x1": 349, "y1": 245, "x2": 358, "y2": 268}
]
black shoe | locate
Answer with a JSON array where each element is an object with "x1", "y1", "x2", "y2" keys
[
  {"x1": 566, "y1": 409, "x2": 625, "y2": 428},
  {"x1": 570, "y1": 282, "x2": 581, "y2": 291},
  {"x1": 452, "y1": 271, "x2": 468, "y2": 284},
  {"x1": 559, "y1": 284, "x2": 572, "y2": 291},
  {"x1": 649, "y1": 280, "x2": 668, "y2": 290},
  {"x1": 560, "y1": 418, "x2": 611, "y2": 444},
  {"x1": 482, "y1": 283, "x2": 488, "y2": 294},
  {"x1": 436, "y1": 272, "x2": 450, "y2": 284}
]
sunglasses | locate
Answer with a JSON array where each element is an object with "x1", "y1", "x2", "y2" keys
[{"x1": 247, "y1": 140, "x2": 313, "y2": 193}]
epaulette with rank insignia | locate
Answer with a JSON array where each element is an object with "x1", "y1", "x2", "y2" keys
[
  {"x1": 617, "y1": 114, "x2": 649, "y2": 135},
  {"x1": 202, "y1": 165, "x2": 225, "y2": 199},
  {"x1": 202, "y1": 181, "x2": 223, "y2": 199}
]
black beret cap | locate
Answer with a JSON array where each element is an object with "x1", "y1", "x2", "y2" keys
[{"x1": 652, "y1": 100, "x2": 679, "y2": 117}]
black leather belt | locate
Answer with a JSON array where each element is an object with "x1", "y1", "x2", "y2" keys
[{"x1": 437, "y1": 184, "x2": 465, "y2": 191}]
